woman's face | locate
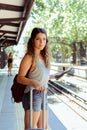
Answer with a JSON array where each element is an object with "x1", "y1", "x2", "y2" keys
[{"x1": 33, "y1": 32, "x2": 47, "y2": 51}]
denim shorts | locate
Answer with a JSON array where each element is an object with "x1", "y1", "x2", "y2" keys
[{"x1": 22, "y1": 90, "x2": 48, "y2": 112}]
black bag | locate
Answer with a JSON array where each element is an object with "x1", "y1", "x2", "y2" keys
[
  {"x1": 11, "y1": 74, "x2": 26, "y2": 103},
  {"x1": 11, "y1": 61, "x2": 33, "y2": 103}
]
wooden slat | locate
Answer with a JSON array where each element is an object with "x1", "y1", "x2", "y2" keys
[
  {"x1": 0, "y1": 30, "x2": 17, "y2": 34},
  {"x1": 0, "y1": 3, "x2": 24, "y2": 12},
  {"x1": 4, "y1": 35, "x2": 16, "y2": 39},
  {"x1": 16, "y1": 0, "x2": 34, "y2": 42},
  {"x1": 0, "y1": 17, "x2": 26, "y2": 23},
  {"x1": 1, "y1": 23, "x2": 20, "y2": 27}
]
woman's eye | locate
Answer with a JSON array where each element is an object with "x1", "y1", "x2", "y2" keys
[
  {"x1": 36, "y1": 38, "x2": 46, "y2": 41},
  {"x1": 36, "y1": 38, "x2": 40, "y2": 40},
  {"x1": 43, "y1": 38, "x2": 46, "y2": 41}
]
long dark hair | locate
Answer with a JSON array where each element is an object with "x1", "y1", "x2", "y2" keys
[{"x1": 26, "y1": 27, "x2": 50, "y2": 68}]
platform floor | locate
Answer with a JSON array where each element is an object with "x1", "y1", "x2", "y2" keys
[{"x1": 0, "y1": 66, "x2": 87, "y2": 130}]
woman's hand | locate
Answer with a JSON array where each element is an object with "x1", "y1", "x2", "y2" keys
[
  {"x1": 49, "y1": 74, "x2": 55, "y2": 79},
  {"x1": 32, "y1": 80, "x2": 44, "y2": 91}
]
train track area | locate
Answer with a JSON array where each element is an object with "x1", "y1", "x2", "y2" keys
[{"x1": 48, "y1": 76, "x2": 87, "y2": 122}]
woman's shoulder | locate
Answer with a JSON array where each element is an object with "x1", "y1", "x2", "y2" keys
[
  {"x1": 24, "y1": 53, "x2": 32, "y2": 59},
  {"x1": 21, "y1": 54, "x2": 32, "y2": 63},
  {"x1": 19, "y1": 54, "x2": 33, "y2": 69}
]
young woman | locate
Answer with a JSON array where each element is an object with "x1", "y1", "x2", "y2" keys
[
  {"x1": 7, "y1": 52, "x2": 13, "y2": 76},
  {"x1": 17, "y1": 27, "x2": 71, "y2": 130},
  {"x1": 17, "y1": 27, "x2": 50, "y2": 130}
]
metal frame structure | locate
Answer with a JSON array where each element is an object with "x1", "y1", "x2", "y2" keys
[{"x1": 0, "y1": 0, "x2": 34, "y2": 47}]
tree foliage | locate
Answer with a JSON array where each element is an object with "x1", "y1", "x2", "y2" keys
[{"x1": 28, "y1": 0, "x2": 87, "y2": 63}]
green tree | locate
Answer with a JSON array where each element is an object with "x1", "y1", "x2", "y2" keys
[{"x1": 26, "y1": 0, "x2": 87, "y2": 63}]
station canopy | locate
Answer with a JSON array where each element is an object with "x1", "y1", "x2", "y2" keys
[{"x1": 0, "y1": 0, "x2": 34, "y2": 47}]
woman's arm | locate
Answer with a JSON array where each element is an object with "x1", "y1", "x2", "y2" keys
[{"x1": 17, "y1": 54, "x2": 44, "y2": 91}]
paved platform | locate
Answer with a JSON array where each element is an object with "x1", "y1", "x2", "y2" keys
[
  {"x1": 0, "y1": 75, "x2": 16, "y2": 130},
  {"x1": 0, "y1": 66, "x2": 87, "y2": 130}
]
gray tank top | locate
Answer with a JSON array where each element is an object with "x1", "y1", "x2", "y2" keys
[{"x1": 24, "y1": 58, "x2": 50, "y2": 93}]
